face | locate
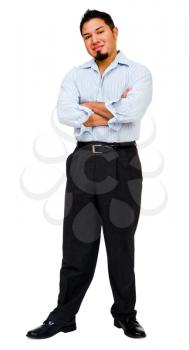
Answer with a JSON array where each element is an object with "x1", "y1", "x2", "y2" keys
[{"x1": 81, "y1": 18, "x2": 118, "y2": 61}]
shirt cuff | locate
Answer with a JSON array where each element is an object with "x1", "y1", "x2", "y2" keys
[
  {"x1": 105, "y1": 100, "x2": 122, "y2": 131},
  {"x1": 75, "y1": 124, "x2": 93, "y2": 137},
  {"x1": 77, "y1": 105, "x2": 94, "y2": 123},
  {"x1": 75, "y1": 105, "x2": 94, "y2": 136}
]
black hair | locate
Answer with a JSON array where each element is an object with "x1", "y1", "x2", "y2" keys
[{"x1": 80, "y1": 9, "x2": 115, "y2": 35}]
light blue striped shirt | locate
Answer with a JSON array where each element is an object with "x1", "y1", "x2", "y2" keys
[{"x1": 56, "y1": 50, "x2": 152, "y2": 142}]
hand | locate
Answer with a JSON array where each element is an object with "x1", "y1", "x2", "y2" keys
[
  {"x1": 83, "y1": 113, "x2": 94, "y2": 126},
  {"x1": 121, "y1": 87, "x2": 133, "y2": 98}
]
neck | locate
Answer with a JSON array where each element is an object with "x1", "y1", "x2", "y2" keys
[{"x1": 95, "y1": 49, "x2": 119, "y2": 71}]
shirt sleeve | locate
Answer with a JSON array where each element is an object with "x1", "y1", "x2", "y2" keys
[
  {"x1": 56, "y1": 67, "x2": 94, "y2": 136},
  {"x1": 105, "y1": 65, "x2": 153, "y2": 131}
]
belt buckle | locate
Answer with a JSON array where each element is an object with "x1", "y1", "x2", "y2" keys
[
  {"x1": 92, "y1": 144, "x2": 103, "y2": 153},
  {"x1": 91, "y1": 144, "x2": 113, "y2": 153}
]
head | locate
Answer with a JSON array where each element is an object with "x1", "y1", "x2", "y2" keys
[{"x1": 80, "y1": 9, "x2": 118, "y2": 61}]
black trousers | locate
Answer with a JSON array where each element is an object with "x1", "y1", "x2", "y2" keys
[{"x1": 45, "y1": 141, "x2": 143, "y2": 325}]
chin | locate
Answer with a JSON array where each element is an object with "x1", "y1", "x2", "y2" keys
[{"x1": 95, "y1": 51, "x2": 109, "y2": 61}]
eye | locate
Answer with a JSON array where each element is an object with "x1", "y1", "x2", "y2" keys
[{"x1": 84, "y1": 30, "x2": 104, "y2": 40}]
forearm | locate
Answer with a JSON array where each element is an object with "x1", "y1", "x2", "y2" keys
[
  {"x1": 81, "y1": 102, "x2": 113, "y2": 120},
  {"x1": 83, "y1": 112, "x2": 108, "y2": 127},
  {"x1": 80, "y1": 88, "x2": 132, "y2": 121},
  {"x1": 81, "y1": 88, "x2": 133, "y2": 127}
]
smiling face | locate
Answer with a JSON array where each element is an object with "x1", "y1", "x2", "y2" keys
[{"x1": 81, "y1": 18, "x2": 118, "y2": 61}]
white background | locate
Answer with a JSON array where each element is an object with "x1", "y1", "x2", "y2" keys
[{"x1": 0, "y1": 0, "x2": 188, "y2": 349}]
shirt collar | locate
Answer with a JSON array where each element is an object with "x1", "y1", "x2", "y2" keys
[{"x1": 79, "y1": 50, "x2": 130, "y2": 71}]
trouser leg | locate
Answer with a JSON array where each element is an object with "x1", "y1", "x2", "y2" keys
[
  {"x1": 46, "y1": 148, "x2": 102, "y2": 324},
  {"x1": 95, "y1": 144, "x2": 143, "y2": 321}
]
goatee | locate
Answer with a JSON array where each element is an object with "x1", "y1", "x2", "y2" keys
[{"x1": 95, "y1": 52, "x2": 109, "y2": 61}]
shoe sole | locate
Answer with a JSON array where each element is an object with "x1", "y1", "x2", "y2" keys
[{"x1": 114, "y1": 319, "x2": 146, "y2": 339}]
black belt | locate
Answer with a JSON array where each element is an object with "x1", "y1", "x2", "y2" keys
[{"x1": 76, "y1": 141, "x2": 136, "y2": 154}]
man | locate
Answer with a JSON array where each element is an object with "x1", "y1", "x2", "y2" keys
[{"x1": 26, "y1": 9, "x2": 152, "y2": 339}]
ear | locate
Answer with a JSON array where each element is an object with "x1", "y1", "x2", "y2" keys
[{"x1": 113, "y1": 26, "x2": 118, "y2": 39}]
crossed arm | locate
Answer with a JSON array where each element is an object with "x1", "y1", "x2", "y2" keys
[
  {"x1": 57, "y1": 65, "x2": 152, "y2": 132},
  {"x1": 81, "y1": 88, "x2": 132, "y2": 127},
  {"x1": 81, "y1": 102, "x2": 111, "y2": 127}
]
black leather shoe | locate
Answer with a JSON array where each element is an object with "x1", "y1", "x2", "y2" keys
[
  {"x1": 114, "y1": 316, "x2": 146, "y2": 338},
  {"x1": 26, "y1": 319, "x2": 76, "y2": 339}
]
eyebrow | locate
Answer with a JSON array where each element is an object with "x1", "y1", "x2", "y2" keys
[{"x1": 82, "y1": 26, "x2": 105, "y2": 37}]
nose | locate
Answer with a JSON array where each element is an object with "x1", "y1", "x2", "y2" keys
[{"x1": 91, "y1": 34, "x2": 100, "y2": 44}]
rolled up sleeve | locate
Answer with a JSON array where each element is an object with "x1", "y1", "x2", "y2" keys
[
  {"x1": 56, "y1": 68, "x2": 94, "y2": 135},
  {"x1": 105, "y1": 65, "x2": 153, "y2": 130}
]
